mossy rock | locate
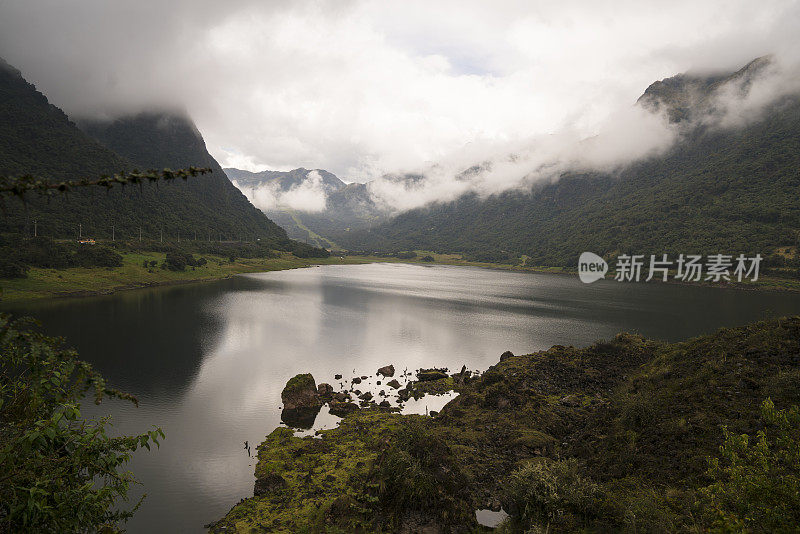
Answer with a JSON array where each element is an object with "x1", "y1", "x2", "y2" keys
[{"x1": 281, "y1": 373, "x2": 321, "y2": 411}]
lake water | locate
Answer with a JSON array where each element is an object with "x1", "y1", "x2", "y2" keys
[{"x1": 5, "y1": 263, "x2": 800, "y2": 532}]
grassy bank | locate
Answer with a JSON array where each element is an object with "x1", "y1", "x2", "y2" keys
[
  {"x1": 0, "y1": 252, "x2": 393, "y2": 303},
  {"x1": 2, "y1": 249, "x2": 798, "y2": 304},
  {"x1": 395, "y1": 251, "x2": 800, "y2": 291},
  {"x1": 212, "y1": 316, "x2": 800, "y2": 533}
]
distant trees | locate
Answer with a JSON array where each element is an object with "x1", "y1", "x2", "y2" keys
[
  {"x1": 162, "y1": 252, "x2": 207, "y2": 271},
  {"x1": 0, "y1": 235, "x2": 123, "y2": 276}
]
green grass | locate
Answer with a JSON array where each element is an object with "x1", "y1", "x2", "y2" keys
[
  {"x1": 0, "y1": 252, "x2": 391, "y2": 303},
  {"x1": 2, "y1": 248, "x2": 797, "y2": 305}
]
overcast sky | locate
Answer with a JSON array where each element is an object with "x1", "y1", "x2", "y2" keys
[{"x1": 1, "y1": 0, "x2": 799, "y2": 184}]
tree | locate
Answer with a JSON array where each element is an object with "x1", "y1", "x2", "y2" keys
[
  {"x1": 0, "y1": 314, "x2": 164, "y2": 532},
  {"x1": 701, "y1": 398, "x2": 800, "y2": 532}
]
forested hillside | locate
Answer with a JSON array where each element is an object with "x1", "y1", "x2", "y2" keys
[
  {"x1": 0, "y1": 58, "x2": 289, "y2": 247},
  {"x1": 335, "y1": 59, "x2": 800, "y2": 266}
]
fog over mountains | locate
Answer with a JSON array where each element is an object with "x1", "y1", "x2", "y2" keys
[{"x1": 223, "y1": 55, "x2": 800, "y2": 259}]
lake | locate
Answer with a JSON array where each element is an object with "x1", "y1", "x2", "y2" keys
[{"x1": 5, "y1": 263, "x2": 800, "y2": 532}]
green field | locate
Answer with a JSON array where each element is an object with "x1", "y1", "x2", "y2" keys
[{"x1": 0, "y1": 252, "x2": 390, "y2": 303}]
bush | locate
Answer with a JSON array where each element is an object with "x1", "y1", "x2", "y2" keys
[
  {"x1": 699, "y1": 398, "x2": 800, "y2": 532},
  {"x1": 0, "y1": 314, "x2": 163, "y2": 531},
  {"x1": 163, "y1": 251, "x2": 188, "y2": 271},
  {"x1": 420, "y1": 255, "x2": 435, "y2": 262},
  {"x1": 503, "y1": 458, "x2": 600, "y2": 531},
  {"x1": 377, "y1": 417, "x2": 471, "y2": 525},
  {"x1": 74, "y1": 245, "x2": 123, "y2": 268},
  {"x1": 0, "y1": 256, "x2": 28, "y2": 278}
]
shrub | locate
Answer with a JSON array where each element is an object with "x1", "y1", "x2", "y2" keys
[
  {"x1": 163, "y1": 251, "x2": 188, "y2": 271},
  {"x1": 377, "y1": 417, "x2": 471, "y2": 525},
  {"x1": 503, "y1": 458, "x2": 600, "y2": 531},
  {"x1": 699, "y1": 398, "x2": 800, "y2": 532},
  {"x1": 420, "y1": 255, "x2": 435, "y2": 262},
  {"x1": 0, "y1": 256, "x2": 28, "y2": 278},
  {"x1": 0, "y1": 314, "x2": 163, "y2": 532},
  {"x1": 74, "y1": 245, "x2": 123, "y2": 268}
]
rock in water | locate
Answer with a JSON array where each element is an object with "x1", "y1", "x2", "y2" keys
[
  {"x1": 387, "y1": 379, "x2": 401, "y2": 389},
  {"x1": 417, "y1": 368, "x2": 448, "y2": 381},
  {"x1": 281, "y1": 373, "x2": 321, "y2": 411},
  {"x1": 281, "y1": 373, "x2": 322, "y2": 429},
  {"x1": 317, "y1": 383, "x2": 334, "y2": 399},
  {"x1": 377, "y1": 364, "x2": 396, "y2": 377}
]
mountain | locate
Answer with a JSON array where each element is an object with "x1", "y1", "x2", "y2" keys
[
  {"x1": 225, "y1": 167, "x2": 345, "y2": 194},
  {"x1": 334, "y1": 58, "x2": 800, "y2": 268},
  {"x1": 0, "y1": 57, "x2": 290, "y2": 247},
  {"x1": 225, "y1": 167, "x2": 386, "y2": 248}
]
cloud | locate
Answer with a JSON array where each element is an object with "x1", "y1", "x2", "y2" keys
[
  {"x1": 235, "y1": 170, "x2": 328, "y2": 213},
  {"x1": 1, "y1": 0, "x2": 799, "y2": 211}
]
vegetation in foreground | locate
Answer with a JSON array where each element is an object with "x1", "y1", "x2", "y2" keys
[
  {"x1": 212, "y1": 316, "x2": 800, "y2": 533},
  {"x1": 0, "y1": 314, "x2": 163, "y2": 533}
]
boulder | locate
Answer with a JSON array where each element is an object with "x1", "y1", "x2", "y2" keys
[
  {"x1": 352, "y1": 377, "x2": 362, "y2": 385},
  {"x1": 317, "y1": 383, "x2": 334, "y2": 398},
  {"x1": 332, "y1": 392, "x2": 351, "y2": 402},
  {"x1": 281, "y1": 373, "x2": 322, "y2": 429},
  {"x1": 334, "y1": 374, "x2": 342, "y2": 380},
  {"x1": 281, "y1": 373, "x2": 321, "y2": 411},
  {"x1": 379, "y1": 400, "x2": 391, "y2": 408},
  {"x1": 500, "y1": 351, "x2": 515, "y2": 362},
  {"x1": 254, "y1": 473, "x2": 287, "y2": 496},
  {"x1": 387, "y1": 379, "x2": 401, "y2": 389},
  {"x1": 359, "y1": 391, "x2": 373, "y2": 401},
  {"x1": 417, "y1": 368, "x2": 448, "y2": 382},
  {"x1": 377, "y1": 364, "x2": 395, "y2": 377}
]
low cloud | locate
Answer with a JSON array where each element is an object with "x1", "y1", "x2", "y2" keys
[
  {"x1": 1, "y1": 1, "x2": 799, "y2": 213},
  {"x1": 364, "y1": 54, "x2": 800, "y2": 212},
  {"x1": 236, "y1": 170, "x2": 328, "y2": 213}
]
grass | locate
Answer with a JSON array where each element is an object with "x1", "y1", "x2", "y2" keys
[
  {"x1": 0, "y1": 252, "x2": 393, "y2": 303},
  {"x1": 2, "y1": 248, "x2": 797, "y2": 305}
]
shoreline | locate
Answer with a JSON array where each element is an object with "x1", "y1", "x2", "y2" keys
[{"x1": 2, "y1": 251, "x2": 798, "y2": 305}]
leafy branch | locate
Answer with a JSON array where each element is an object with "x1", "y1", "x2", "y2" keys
[{"x1": 0, "y1": 167, "x2": 212, "y2": 199}]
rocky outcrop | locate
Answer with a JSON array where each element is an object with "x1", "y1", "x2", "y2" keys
[
  {"x1": 317, "y1": 383, "x2": 334, "y2": 399},
  {"x1": 282, "y1": 373, "x2": 321, "y2": 411},
  {"x1": 377, "y1": 364, "x2": 395, "y2": 377},
  {"x1": 417, "y1": 368, "x2": 448, "y2": 382},
  {"x1": 499, "y1": 351, "x2": 515, "y2": 361},
  {"x1": 281, "y1": 374, "x2": 322, "y2": 429}
]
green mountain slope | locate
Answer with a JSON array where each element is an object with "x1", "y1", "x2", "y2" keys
[
  {"x1": 0, "y1": 58, "x2": 289, "y2": 247},
  {"x1": 335, "y1": 59, "x2": 800, "y2": 267}
]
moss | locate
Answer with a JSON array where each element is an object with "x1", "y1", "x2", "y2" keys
[
  {"x1": 283, "y1": 373, "x2": 316, "y2": 395},
  {"x1": 215, "y1": 316, "x2": 800, "y2": 533},
  {"x1": 213, "y1": 410, "x2": 403, "y2": 533}
]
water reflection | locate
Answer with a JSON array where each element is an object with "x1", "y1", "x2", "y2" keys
[{"x1": 4, "y1": 263, "x2": 800, "y2": 532}]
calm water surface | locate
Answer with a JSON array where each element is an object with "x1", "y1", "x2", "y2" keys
[{"x1": 5, "y1": 263, "x2": 800, "y2": 532}]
